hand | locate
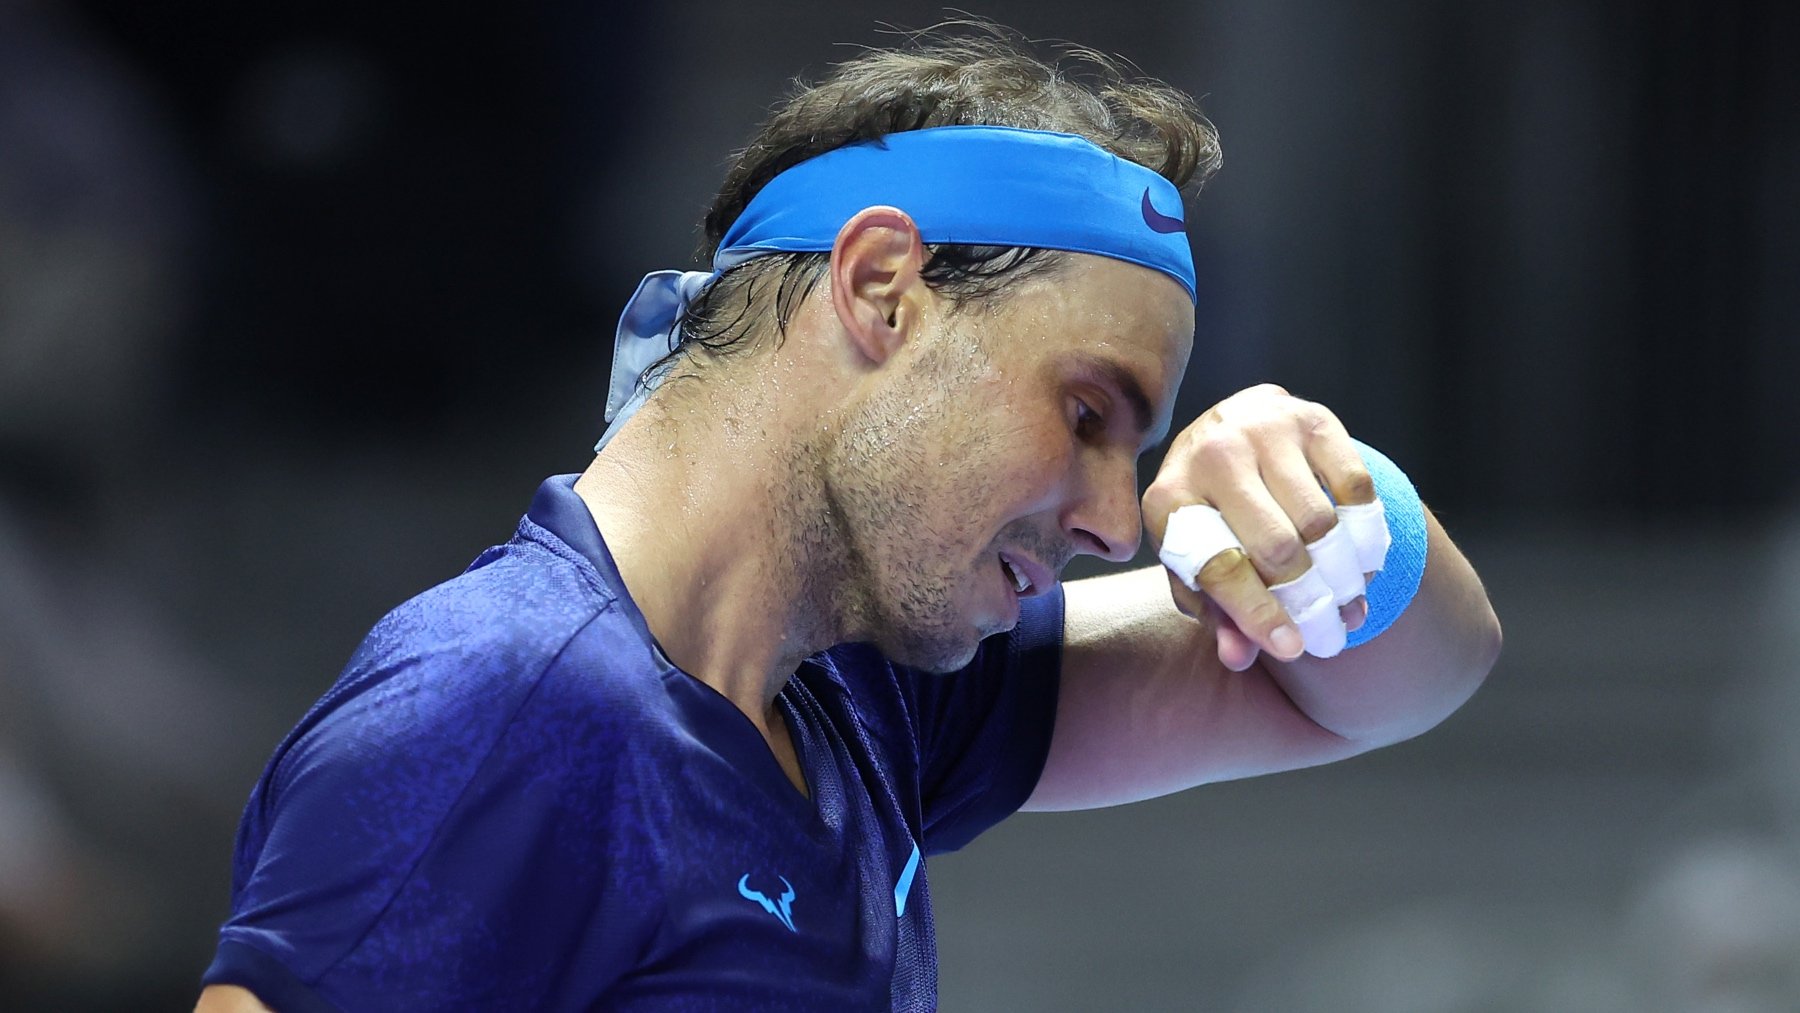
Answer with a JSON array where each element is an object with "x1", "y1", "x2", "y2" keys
[{"x1": 1143, "y1": 383, "x2": 1376, "y2": 672}]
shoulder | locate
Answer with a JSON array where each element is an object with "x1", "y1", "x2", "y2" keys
[
  {"x1": 353, "y1": 532, "x2": 615, "y2": 680},
  {"x1": 214, "y1": 521, "x2": 676, "y2": 1004},
  {"x1": 264, "y1": 532, "x2": 664, "y2": 810}
]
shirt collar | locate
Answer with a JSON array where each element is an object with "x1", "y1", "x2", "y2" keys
[
  {"x1": 522, "y1": 472, "x2": 849, "y2": 690},
  {"x1": 526, "y1": 474, "x2": 623, "y2": 584}
]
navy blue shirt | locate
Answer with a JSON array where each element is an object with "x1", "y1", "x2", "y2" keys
[{"x1": 203, "y1": 475, "x2": 1063, "y2": 1010}]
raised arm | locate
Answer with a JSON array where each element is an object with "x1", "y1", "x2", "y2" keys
[{"x1": 1023, "y1": 386, "x2": 1500, "y2": 812}]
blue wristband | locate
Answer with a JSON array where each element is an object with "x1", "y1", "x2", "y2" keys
[{"x1": 1343, "y1": 439, "x2": 1427, "y2": 649}]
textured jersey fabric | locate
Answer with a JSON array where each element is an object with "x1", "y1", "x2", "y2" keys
[{"x1": 201, "y1": 475, "x2": 1064, "y2": 1011}]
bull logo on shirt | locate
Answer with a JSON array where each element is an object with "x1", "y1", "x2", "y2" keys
[{"x1": 737, "y1": 874, "x2": 797, "y2": 932}]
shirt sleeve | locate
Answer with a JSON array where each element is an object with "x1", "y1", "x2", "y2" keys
[
  {"x1": 202, "y1": 642, "x2": 504, "y2": 1006},
  {"x1": 906, "y1": 586, "x2": 1064, "y2": 855},
  {"x1": 203, "y1": 605, "x2": 663, "y2": 1010}
]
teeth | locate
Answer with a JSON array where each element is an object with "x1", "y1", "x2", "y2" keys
[{"x1": 1002, "y1": 557, "x2": 1029, "y2": 594}]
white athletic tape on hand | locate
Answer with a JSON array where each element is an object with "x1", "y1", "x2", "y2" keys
[
  {"x1": 1336, "y1": 500, "x2": 1390, "y2": 573},
  {"x1": 1294, "y1": 595, "x2": 1349, "y2": 658},
  {"x1": 1158, "y1": 504, "x2": 1242, "y2": 592},
  {"x1": 1268, "y1": 566, "x2": 1332, "y2": 615},
  {"x1": 1307, "y1": 521, "x2": 1367, "y2": 606},
  {"x1": 1268, "y1": 567, "x2": 1347, "y2": 658},
  {"x1": 1159, "y1": 496, "x2": 1394, "y2": 660}
]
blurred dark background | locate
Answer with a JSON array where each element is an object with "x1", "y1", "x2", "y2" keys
[{"x1": 1, "y1": 0, "x2": 1796, "y2": 1009}]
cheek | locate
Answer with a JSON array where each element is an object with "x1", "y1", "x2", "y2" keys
[{"x1": 976, "y1": 418, "x2": 1075, "y2": 514}]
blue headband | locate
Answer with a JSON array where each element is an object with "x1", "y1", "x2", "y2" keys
[{"x1": 598, "y1": 125, "x2": 1196, "y2": 450}]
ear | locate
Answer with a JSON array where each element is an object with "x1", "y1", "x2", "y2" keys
[{"x1": 828, "y1": 206, "x2": 928, "y2": 366}]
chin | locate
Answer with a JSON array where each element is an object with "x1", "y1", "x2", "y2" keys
[{"x1": 879, "y1": 626, "x2": 983, "y2": 675}]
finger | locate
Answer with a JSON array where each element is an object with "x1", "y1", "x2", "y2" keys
[
  {"x1": 1338, "y1": 501, "x2": 1392, "y2": 573},
  {"x1": 1144, "y1": 421, "x2": 1263, "y2": 551},
  {"x1": 1259, "y1": 442, "x2": 1340, "y2": 546},
  {"x1": 1193, "y1": 546, "x2": 1305, "y2": 661},
  {"x1": 1206, "y1": 599, "x2": 1262, "y2": 672},
  {"x1": 1156, "y1": 503, "x2": 1243, "y2": 593},
  {"x1": 1207, "y1": 474, "x2": 1312, "y2": 588},
  {"x1": 1261, "y1": 442, "x2": 1366, "y2": 604},
  {"x1": 1269, "y1": 403, "x2": 1388, "y2": 576},
  {"x1": 1266, "y1": 569, "x2": 1347, "y2": 658},
  {"x1": 1196, "y1": 476, "x2": 1316, "y2": 660},
  {"x1": 1342, "y1": 569, "x2": 1376, "y2": 632},
  {"x1": 1164, "y1": 567, "x2": 1209, "y2": 621},
  {"x1": 1141, "y1": 475, "x2": 1188, "y2": 550},
  {"x1": 1165, "y1": 572, "x2": 1260, "y2": 670},
  {"x1": 1299, "y1": 408, "x2": 1376, "y2": 507}
]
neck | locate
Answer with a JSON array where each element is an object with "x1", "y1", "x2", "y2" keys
[{"x1": 573, "y1": 379, "x2": 858, "y2": 735}]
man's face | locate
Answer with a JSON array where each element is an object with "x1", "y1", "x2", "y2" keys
[{"x1": 824, "y1": 254, "x2": 1194, "y2": 672}]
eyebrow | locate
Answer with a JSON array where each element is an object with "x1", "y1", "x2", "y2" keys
[{"x1": 1070, "y1": 353, "x2": 1167, "y2": 451}]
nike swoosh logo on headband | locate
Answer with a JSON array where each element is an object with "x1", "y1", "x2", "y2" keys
[{"x1": 1140, "y1": 188, "x2": 1185, "y2": 234}]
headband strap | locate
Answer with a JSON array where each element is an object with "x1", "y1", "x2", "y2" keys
[
  {"x1": 598, "y1": 125, "x2": 1195, "y2": 450},
  {"x1": 718, "y1": 125, "x2": 1196, "y2": 297}
]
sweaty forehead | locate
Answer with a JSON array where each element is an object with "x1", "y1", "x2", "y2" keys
[
  {"x1": 1020, "y1": 253, "x2": 1195, "y2": 344},
  {"x1": 1028, "y1": 255, "x2": 1193, "y2": 372}
]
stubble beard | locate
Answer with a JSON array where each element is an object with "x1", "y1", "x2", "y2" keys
[{"x1": 807, "y1": 339, "x2": 1006, "y2": 675}]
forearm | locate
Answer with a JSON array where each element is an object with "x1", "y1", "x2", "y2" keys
[{"x1": 1261, "y1": 506, "x2": 1500, "y2": 745}]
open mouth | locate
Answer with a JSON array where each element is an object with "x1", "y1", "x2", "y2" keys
[{"x1": 998, "y1": 554, "x2": 1032, "y2": 596}]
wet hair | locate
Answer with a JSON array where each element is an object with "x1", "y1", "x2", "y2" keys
[{"x1": 670, "y1": 22, "x2": 1221, "y2": 365}]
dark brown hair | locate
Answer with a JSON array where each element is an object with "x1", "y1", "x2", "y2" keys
[{"x1": 671, "y1": 24, "x2": 1221, "y2": 364}]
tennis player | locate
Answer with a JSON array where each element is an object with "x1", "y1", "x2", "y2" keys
[{"x1": 196, "y1": 31, "x2": 1499, "y2": 1012}]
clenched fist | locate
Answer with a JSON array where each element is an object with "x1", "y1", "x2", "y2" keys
[{"x1": 1143, "y1": 384, "x2": 1380, "y2": 672}]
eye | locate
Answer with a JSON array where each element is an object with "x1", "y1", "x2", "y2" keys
[{"x1": 1073, "y1": 399, "x2": 1105, "y2": 440}]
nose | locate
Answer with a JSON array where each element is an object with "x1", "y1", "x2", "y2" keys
[{"x1": 1062, "y1": 453, "x2": 1142, "y2": 563}]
